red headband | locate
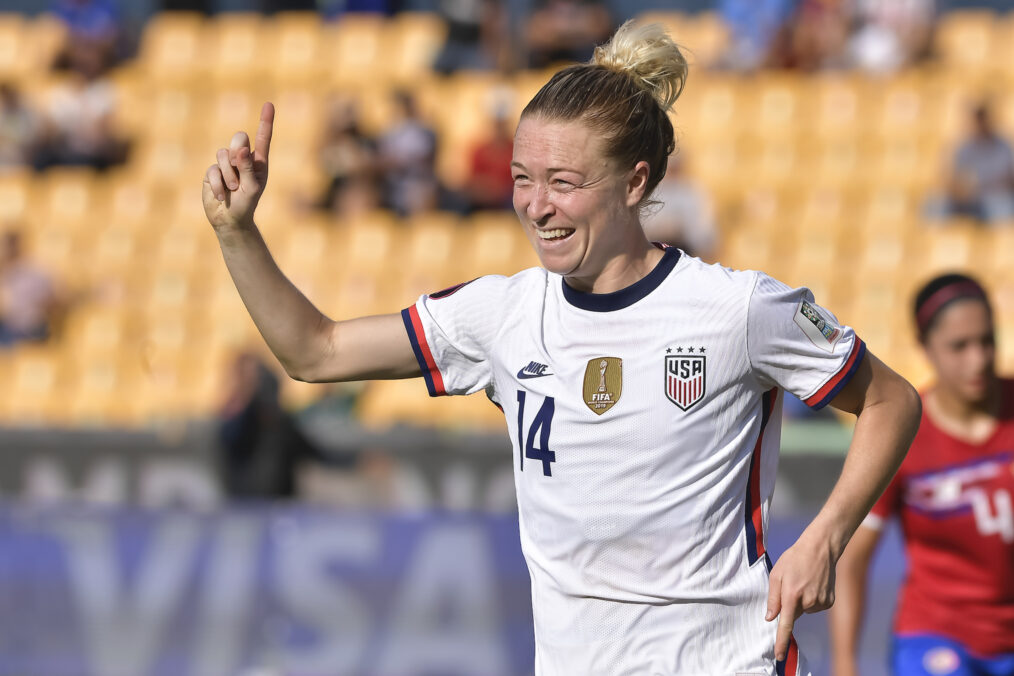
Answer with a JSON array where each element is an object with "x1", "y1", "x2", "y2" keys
[{"x1": 916, "y1": 281, "x2": 987, "y2": 334}]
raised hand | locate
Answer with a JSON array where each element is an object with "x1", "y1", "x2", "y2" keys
[{"x1": 202, "y1": 102, "x2": 274, "y2": 230}]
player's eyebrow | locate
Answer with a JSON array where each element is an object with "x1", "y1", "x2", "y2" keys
[{"x1": 510, "y1": 161, "x2": 582, "y2": 175}]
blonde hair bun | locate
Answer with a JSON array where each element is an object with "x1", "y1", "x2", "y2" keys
[{"x1": 592, "y1": 20, "x2": 688, "y2": 113}]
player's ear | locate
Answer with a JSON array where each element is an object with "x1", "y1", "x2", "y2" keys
[{"x1": 625, "y1": 160, "x2": 651, "y2": 208}]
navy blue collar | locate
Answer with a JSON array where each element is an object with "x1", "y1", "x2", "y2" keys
[{"x1": 561, "y1": 247, "x2": 681, "y2": 312}]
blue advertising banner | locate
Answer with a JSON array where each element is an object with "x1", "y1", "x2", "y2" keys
[
  {"x1": 0, "y1": 506, "x2": 905, "y2": 676},
  {"x1": 0, "y1": 507, "x2": 536, "y2": 676}
]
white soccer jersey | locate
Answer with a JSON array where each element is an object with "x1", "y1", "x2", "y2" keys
[{"x1": 401, "y1": 247, "x2": 864, "y2": 676}]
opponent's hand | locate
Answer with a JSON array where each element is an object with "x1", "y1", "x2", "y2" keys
[
  {"x1": 202, "y1": 102, "x2": 274, "y2": 231},
  {"x1": 765, "y1": 533, "x2": 836, "y2": 662}
]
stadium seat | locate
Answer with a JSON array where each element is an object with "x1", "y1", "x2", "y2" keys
[
  {"x1": 206, "y1": 13, "x2": 265, "y2": 84},
  {"x1": 36, "y1": 167, "x2": 97, "y2": 228},
  {"x1": 0, "y1": 169, "x2": 33, "y2": 225},
  {"x1": 934, "y1": 10, "x2": 997, "y2": 72},
  {"x1": 324, "y1": 14, "x2": 386, "y2": 88},
  {"x1": 461, "y1": 212, "x2": 530, "y2": 279},
  {"x1": 0, "y1": 345, "x2": 70, "y2": 425},
  {"x1": 385, "y1": 12, "x2": 446, "y2": 86},
  {"x1": 138, "y1": 12, "x2": 206, "y2": 83},
  {"x1": 264, "y1": 12, "x2": 324, "y2": 85}
]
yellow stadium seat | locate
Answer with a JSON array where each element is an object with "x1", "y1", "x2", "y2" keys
[
  {"x1": 138, "y1": 12, "x2": 206, "y2": 83},
  {"x1": 66, "y1": 352, "x2": 147, "y2": 426},
  {"x1": 328, "y1": 269, "x2": 398, "y2": 319},
  {"x1": 934, "y1": 10, "x2": 998, "y2": 72},
  {"x1": 811, "y1": 75, "x2": 868, "y2": 140},
  {"x1": 386, "y1": 12, "x2": 447, "y2": 85},
  {"x1": 682, "y1": 12, "x2": 730, "y2": 67},
  {"x1": 337, "y1": 210, "x2": 398, "y2": 273},
  {"x1": 404, "y1": 211, "x2": 460, "y2": 274},
  {"x1": 206, "y1": 13, "x2": 265, "y2": 83},
  {"x1": 635, "y1": 11, "x2": 688, "y2": 42},
  {"x1": 0, "y1": 169, "x2": 33, "y2": 225},
  {"x1": 920, "y1": 222, "x2": 980, "y2": 276},
  {"x1": 683, "y1": 76, "x2": 741, "y2": 139},
  {"x1": 36, "y1": 167, "x2": 98, "y2": 228},
  {"x1": 461, "y1": 212, "x2": 528, "y2": 279},
  {"x1": 872, "y1": 75, "x2": 933, "y2": 140},
  {"x1": 275, "y1": 218, "x2": 334, "y2": 271},
  {"x1": 357, "y1": 378, "x2": 437, "y2": 429},
  {"x1": 984, "y1": 228, "x2": 1014, "y2": 278},
  {"x1": 103, "y1": 173, "x2": 157, "y2": 226},
  {"x1": 0, "y1": 14, "x2": 28, "y2": 81},
  {"x1": 265, "y1": 12, "x2": 324, "y2": 85},
  {"x1": 269, "y1": 88, "x2": 324, "y2": 146},
  {"x1": 750, "y1": 76, "x2": 809, "y2": 136},
  {"x1": 0, "y1": 344, "x2": 71, "y2": 425},
  {"x1": 324, "y1": 14, "x2": 386, "y2": 87},
  {"x1": 0, "y1": 13, "x2": 70, "y2": 83},
  {"x1": 61, "y1": 305, "x2": 132, "y2": 357}
]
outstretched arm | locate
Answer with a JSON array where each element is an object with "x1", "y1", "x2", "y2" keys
[
  {"x1": 202, "y1": 103, "x2": 419, "y2": 383},
  {"x1": 828, "y1": 523, "x2": 882, "y2": 676},
  {"x1": 766, "y1": 352, "x2": 920, "y2": 661}
]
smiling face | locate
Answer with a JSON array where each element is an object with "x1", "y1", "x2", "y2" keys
[
  {"x1": 923, "y1": 299, "x2": 996, "y2": 404},
  {"x1": 511, "y1": 116, "x2": 651, "y2": 289}
]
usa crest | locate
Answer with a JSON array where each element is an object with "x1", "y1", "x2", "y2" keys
[
  {"x1": 583, "y1": 357, "x2": 622, "y2": 415},
  {"x1": 665, "y1": 350, "x2": 706, "y2": 411}
]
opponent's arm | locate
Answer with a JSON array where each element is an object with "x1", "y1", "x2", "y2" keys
[
  {"x1": 766, "y1": 352, "x2": 920, "y2": 661},
  {"x1": 828, "y1": 523, "x2": 881, "y2": 676},
  {"x1": 201, "y1": 103, "x2": 419, "y2": 383}
]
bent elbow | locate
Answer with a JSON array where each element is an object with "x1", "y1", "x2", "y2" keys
[{"x1": 903, "y1": 381, "x2": 923, "y2": 427}]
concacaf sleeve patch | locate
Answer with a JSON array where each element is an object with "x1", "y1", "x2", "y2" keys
[{"x1": 793, "y1": 299, "x2": 842, "y2": 352}]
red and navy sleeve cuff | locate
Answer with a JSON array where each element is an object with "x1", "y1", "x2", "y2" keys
[
  {"x1": 804, "y1": 338, "x2": 866, "y2": 410},
  {"x1": 401, "y1": 305, "x2": 447, "y2": 397}
]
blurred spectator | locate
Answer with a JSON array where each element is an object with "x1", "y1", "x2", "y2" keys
[
  {"x1": 0, "y1": 84, "x2": 43, "y2": 169},
  {"x1": 0, "y1": 229, "x2": 62, "y2": 347},
  {"x1": 464, "y1": 109, "x2": 514, "y2": 212},
  {"x1": 317, "y1": 0, "x2": 392, "y2": 19},
  {"x1": 434, "y1": 0, "x2": 508, "y2": 73},
  {"x1": 317, "y1": 98, "x2": 382, "y2": 216},
  {"x1": 719, "y1": 0, "x2": 797, "y2": 70},
  {"x1": 51, "y1": 0, "x2": 121, "y2": 72},
  {"x1": 847, "y1": 0, "x2": 934, "y2": 73},
  {"x1": 525, "y1": 0, "x2": 613, "y2": 69},
  {"x1": 37, "y1": 40, "x2": 128, "y2": 170},
  {"x1": 929, "y1": 102, "x2": 1014, "y2": 224},
  {"x1": 642, "y1": 154, "x2": 718, "y2": 260},
  {"x1": 768, "y1": 0, "x2": 851, "y2": 71},
  {"x1": 218, "y1": 351, "x2": 357, "y2": 499},
  {"x1": 378, "y1": 91, "x2": 441, "y2": 216}
]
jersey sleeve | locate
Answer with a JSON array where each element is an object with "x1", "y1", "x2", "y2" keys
[
  {"x1": 401, "y1": 275, "x2": 507, "y2": 397},
  {"x1": 746, "y1": 272, "x2": 866, "y2": 410}
]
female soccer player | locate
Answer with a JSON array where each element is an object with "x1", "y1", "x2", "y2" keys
[
  {"x1": 202, "y1": 22, "x2": 921, "y2": 675},
  {"x1": 830, "y1": 274, "x2": 1014, "y2": 676}
]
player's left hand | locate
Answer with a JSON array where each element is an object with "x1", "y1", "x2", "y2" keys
[{"x1": 765, "y1": 532, "x2": 836, "y2": 662}]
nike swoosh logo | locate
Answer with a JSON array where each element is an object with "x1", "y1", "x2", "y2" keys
[{"x1": 517, "y1": 369, "x2": 553, "y2": 379}]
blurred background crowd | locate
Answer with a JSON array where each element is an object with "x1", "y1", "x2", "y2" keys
[{"x1": 1, "y1": 1, "x2": 1013, "y2": 674}]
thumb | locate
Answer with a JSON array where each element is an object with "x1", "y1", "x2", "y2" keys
[
  {"x1": 236, "y1": 146, "x2": 257, "y2": 190},
  {"x1": 766, "y1": 571, "x2": 781, "y2": 622}
]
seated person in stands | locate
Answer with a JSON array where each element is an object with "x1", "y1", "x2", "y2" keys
[
  {"x1": 0, "y1": 229, "x2": 63, "y2": 347},
  {"x1": 940, "y1": 102, "x2": 1014, "y2": 223},
  {"x1": 525, "y1": 0, "x2": 613, "y2": 68}
]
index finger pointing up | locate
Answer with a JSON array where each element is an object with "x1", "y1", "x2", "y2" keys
[{"x1": 254, "y1": 101, "x2": 274, "y2": 164}]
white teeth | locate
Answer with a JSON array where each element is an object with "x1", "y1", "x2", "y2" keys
[{"x1": 536, "y1": 228, "x2": 574, "y2": 240}]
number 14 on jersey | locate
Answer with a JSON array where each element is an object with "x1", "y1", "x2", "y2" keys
[{"x1": 516, "y1": 390, "x2": 556, "y2": 476}]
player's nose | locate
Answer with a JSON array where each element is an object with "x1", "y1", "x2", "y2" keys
[{"x1": 526, "y1": 184, "x2": 554, "y2": 222}]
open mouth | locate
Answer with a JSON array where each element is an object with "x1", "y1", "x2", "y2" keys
[{"x1": 535, "y1": 228, "x2": 575, "y2": 242}]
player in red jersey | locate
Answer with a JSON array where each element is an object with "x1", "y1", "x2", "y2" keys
[{"x1": 830, "y1": 273, "x2": 1014, "y2": 675}]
